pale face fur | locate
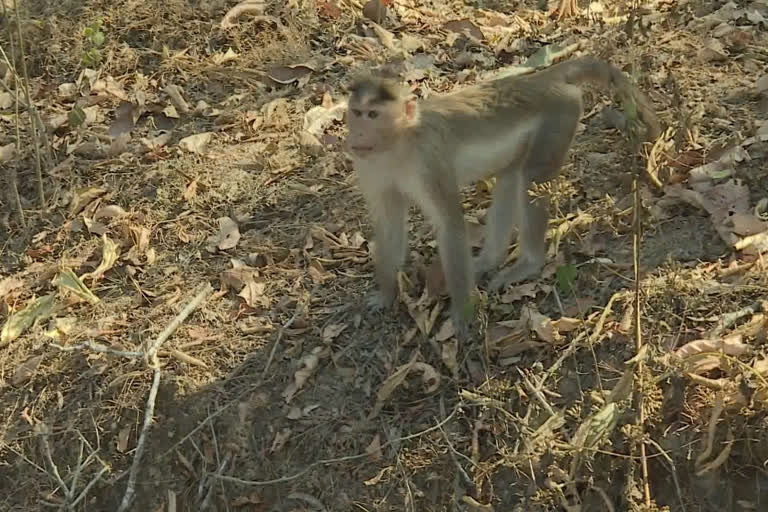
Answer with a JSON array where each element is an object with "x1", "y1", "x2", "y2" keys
[{"x1": 345, "y1": 79, "x2": 418, "y2": 159}]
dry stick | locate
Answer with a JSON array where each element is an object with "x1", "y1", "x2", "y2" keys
[
  {"x1": 632, "y1": 160, "x2": 652, "y2": 508},
  {"x1": 12, "y1": 0, "x2": 46, "y2": 207},
  {"x1": 117, "y1": 283, "x2": 213, "y2": 512},
  {"x1": 212, "y1": 405, "x2": 460, "y2": 487}
]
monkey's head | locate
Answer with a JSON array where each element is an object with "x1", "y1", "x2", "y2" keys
[{"x1": 345, "y1": 76, "x2": 418, "y2": 157}]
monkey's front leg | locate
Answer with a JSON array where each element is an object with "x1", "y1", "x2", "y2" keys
[{"x1": 366, "y1": 189, "x2": 409, "y2": 312}]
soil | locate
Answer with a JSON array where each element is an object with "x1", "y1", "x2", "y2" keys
[{"x1": 2, "y1": 1, "x2": 768, "y2": 511}]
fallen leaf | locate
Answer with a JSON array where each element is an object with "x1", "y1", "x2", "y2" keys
[
  {"x1": 1, "y1": 295, "x2": 57, "y2": 346},
  {"x1": 282, "y1": 347, "x2": 326, "y2": 403},
  {"x1": 434, "y1": 318, "x2": 455, "y2": 342},
  {"x1": 303, "y1": 101, "x2": 346, "y2": 137},
  {"x1": 365, "y1": 434, "x2": 383, "y2": 460},
  {"x1": 54, "y1": 269, "x2": 100, "y2": 305},
  {"x1": 221, "y1": 0, "x2": 266, "y2": 28},
  {"x1": 11, "y1": 355, "x2": 44, "y2": 386},
  {"x1": 0, "y1": 143, "x2": 16, "y2": 163},
  {"x1": 0, "y1": 277, "x2": 24, "y2": 301},
  {"x1": 521, "y1": 304, "x2": 561, "y2": 344},
  {"x1": 322, "y1": 323, "x2": 348, "y2": 342},
  {"x1": 179, "y1": 132, "x2": 213, "y2": 155},
  {"x1": 443, "y1": 18, "x2": 484, "y2": 40},
  {"x1": 117, "y1": 426, "x2": 131, "y2": 453},
  {"x1": 207, "y1": 217, "x2": 241, "y2": 252},
  {"x1": 238, "y1": 280, "x2": 270, "y2": 309},
  {"x1": 69, "y1": 187, "x2": 108, "y2": 216},
  {"x1": 267, "y1": 65, "x2": 313, "y2": 86},
  {"x1": 81, "y1": 234, "x2": 120, "y2": 284}
]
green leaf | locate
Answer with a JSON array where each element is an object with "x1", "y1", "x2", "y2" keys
[{"x1": 555, "y1": 264, "x2": 578, "y2": 294}]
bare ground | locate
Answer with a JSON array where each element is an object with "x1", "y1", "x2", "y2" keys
[{"x1": 2, "y1": 1, "x2": 768, "y2": 511}]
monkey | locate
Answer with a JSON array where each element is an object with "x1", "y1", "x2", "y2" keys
[{"x1": 344, "y1": 56, "x2": 661, "y2": 340}]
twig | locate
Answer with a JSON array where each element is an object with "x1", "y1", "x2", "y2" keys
[
  {"x1": 262, "y1": 309, "x2": 299, "y2": 378},
  {"x1": 632, "y1": 152, "x2": 651, "y2": 507},
  {"x1": 116, "y1": 369, "x2": 161, "y2": 512},
  {"x1": 51, "y1": 341, "x2": 144, "y2": 359},
  {"x1": 201, "y1": 452, "x2": 232, "y2": 510},
  {"x1": 212, "y1": 405, "x2": 460, "y2": 486},
  {"x1": 12, "y1": 0, "x2": 46, "y2": 206},
  {"x1": 707, "y1": 301, "x2": 762, "y2": 338},
  {"x1": 146, "y1": 282, "x2": 213, "y2": 364},
  {"x1": 117, "y1": 283, "x2": 213, "y2": 512}
]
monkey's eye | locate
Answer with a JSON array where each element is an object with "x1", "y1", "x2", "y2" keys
[
  {"x1": 352, "y1": 109, "x2": 363, "y2": 117},
  {"x1": 368, "y1": 111, "x2": 379, "y2": 119}
]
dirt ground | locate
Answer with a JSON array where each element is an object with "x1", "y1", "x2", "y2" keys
[{"x1": 2, "y1": 0, "x2": 768, "y2": 511}]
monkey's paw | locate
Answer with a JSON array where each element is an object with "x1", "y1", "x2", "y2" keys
[{"x1": 488, "y1": 259, "x2": 543, "y2": 292}]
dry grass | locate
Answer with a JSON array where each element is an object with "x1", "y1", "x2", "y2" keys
[{"x1": 2, "y1": 0, "x2": 768, "y2": 511}]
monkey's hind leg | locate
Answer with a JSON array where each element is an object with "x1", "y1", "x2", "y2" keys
[
  {"x1": 488, "y1": 194, "x2": 549, "y2": 292},
  {"x1": 365, "y1": 188, "x2": 409, "y2": 312},
  {"x1": 474, "y1": 170, "x2": 527, "y2": 281}
]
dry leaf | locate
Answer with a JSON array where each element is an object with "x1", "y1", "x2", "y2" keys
[
  {"x1": 238, "y1": 280, "x2": 270, "y2": 309},
  {"x1": 0, "y1": 143, "x2": 16, "y2": 163},
  {"x1": 11, "y1": 355, "x2": 44, "y2": 386},
  {"x1": 500, "y1": 281, "x2": 538, "y2": 303},
  {"x1": 322, "y1": 323, "x2": 348, "y2": 342},
  {"x1": 179, "y1": 132, "x2": 213, "y2": 155},
  {"x1": 443, "y1": 19, "x2": 484, "y2": 40},
  {"x1": 365, "y1": 434, "x2": 383, "y2": 460},
  {"x1": 521, "y1": 304, "x2": 561, "y2": 344},
  {"x1": 117, "y1": 426, "x2": 131, "y2": 453},
  {"x1": 0, "y1": 277, "x2": 24, "y2": 301},
  {"x1": 282, "y1": 347, "x2": 325, "y2": 403},
  {"x1": 183, "y1": 179, "x2": 198, "y2": 201},
  {"x1": 303, "y1": 101, "x2": 346, "y2": 137},
  {"x1": 1, "y1": 295, "x2": 57, "y2": 346},
  {"x1": 93, "y1": 204, "x2": 128, "y2": 221},
  {"x1": 434, "y1": 318, "x2": 455, "y2": 341},
  {"x1": 221, "y1": 0, "x2": 266, "y2": 28},
  {"x1": 411, "y1": 362, "x2": 440, "y2": 393},
  {"x1": 207, "y1": 217, "x2": 241, "y2": 252},
  {"x1": 54, "y1": 269, "x2": 101, "y2": 305}
]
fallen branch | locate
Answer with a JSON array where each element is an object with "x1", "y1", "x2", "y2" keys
[{"x1": 117, "y1": 282, "x2": 213, "y2": 512}]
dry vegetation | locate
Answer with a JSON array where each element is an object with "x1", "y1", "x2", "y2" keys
[{"x1": 2, "y1": 0, "x2": 768, "y2": 510}]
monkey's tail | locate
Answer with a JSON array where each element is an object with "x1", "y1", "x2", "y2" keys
[{"x1": 555, "y1": 56, "x2": 662, "y2": 142}]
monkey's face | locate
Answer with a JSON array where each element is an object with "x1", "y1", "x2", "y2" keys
[{"x1": 345, "y1": 98, "x2": 415, "y2": 158}]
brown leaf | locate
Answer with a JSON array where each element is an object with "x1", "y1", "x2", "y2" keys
[
  {"x1": 183, "y1": 179, "x2": 198, "y2": 201},
  {"x1": 0, "y1": 277, "x2": 24, "y2": 301},
  {"x1": 237, "y1": 280, "x2": 265, "y2": 307},
  {"x1": 443, "y1": 19, "x2": 484, "y2": 40},
  {"x1": 522, "y1": 304, "x2": 561, "y2": 344},
  {"x1": 282, "y1": 347, "x2": 326, "y2": 403},
  {"x1": 116, "y1": 425, "x2": 131, "y2": 453},
  {"x1": 267, "y1": 65, "x2": 313, "y2": 85},
  {"x1": 322, "y1": 323, "x2": 348, "y2": 342},
  {"x1": 434, "y1": 318, "x2": 455, "y2": 341},
  {"x1": 365, "y1": 434, "x2": 383, "y2": 460},
  {"x1": 11, "y1": 355, "x2": 44, "y2": 386},
  {"x1": 179, "y1": 132, "x2": 213, "y2": 155},
  {"x1": 500, "y1": 281, "x2": 538, "y2": 304},
  {"x1": 318, "y1": 1, "x2": 342, "y2": 20},
  {"x1": 207, "y1": 217, "x2": 241, "y2": 252}
]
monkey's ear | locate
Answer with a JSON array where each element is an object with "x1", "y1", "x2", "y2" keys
[{"x1": 404, "y1": 100, "x2": 417, "y2": 121}]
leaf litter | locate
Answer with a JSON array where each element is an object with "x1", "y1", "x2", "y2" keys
[{"x1": 3, "y1": 0, "x2": 768, "y2": 511}]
